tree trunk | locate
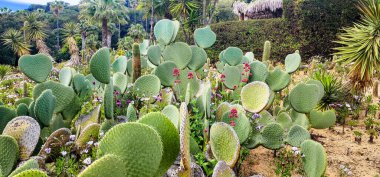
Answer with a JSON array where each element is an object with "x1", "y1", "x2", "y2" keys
[
  {"x1": 81, "y1": 31, "x2": 87, "y2": 63},
  {"x1": 56, "y1": 17, "x2": 60, "y2": 49},
  {"x1": 202, "y1": 0, "x2": 207, "y2": 25},
  {"x1": 207, "y1": 0, "x2": 219, "y2": 25},
  {"x1": 107, "y1": 30, "x2": 112, "y2": 48},
  {"x1": 149, "y1": 0, "x2": 154, "y2": 42},
  {"x1": 102, "y1": 18, "x2": 108, "y2": 47}
]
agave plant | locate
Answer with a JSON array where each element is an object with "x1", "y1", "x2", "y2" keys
[
  {"x1": 312, "y1": 70, "x2": 345, "y2": 110},
  {"x1": 334, "y1": 0, "x2": 380, "y2": 91}
]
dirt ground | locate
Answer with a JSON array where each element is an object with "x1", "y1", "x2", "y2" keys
[{"x1": 240, "y1": 126, "x2": 380, "y2": 177}]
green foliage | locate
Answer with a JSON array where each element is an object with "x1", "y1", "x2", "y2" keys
[
  {"x1": 285, "y1": 52, "x2": 301, "y2": 73},
  {"x1": 154, "y1": 61, "x2": 178, "y2": 87},
  {"x1": 0, "y1": 65, "x2": 12, "y2": 80},
  {"x1": 265, "y1": 67, "x2": 291, "y2": 92},
  {"x1": 223, "y1": 47, "x2": 243, "y2": 66},
  {"x1": 127, "y1": 24, "x2": 147, "y2": 42},
  {"x1": 188, "y1": 46, "x2": 207, "y2": 71},
  {"x1": 132, "y1": 43, "x2": 141, "y2": 82},
  {"x1": 260, "y1": 123, "x2": 284, "y2": 150},
  {"x1": 112, "y1": 56, "x2": 127, "y2": 74},
  {"x1": 194, "y1": 26, "x2": 217, "y2": 49},
  {"x1": 289, "y1": 83, "x2": 322, "y2": 113},
  {"x1": 16, "y1": 103, "x2": 29, "y2": 116},
  {"x1": 133, "y1": 74, "x2": 161, "y2": 98},
  {"x1": 309, "y1": 109, "x2": 336, "y2": 129},
  {"x1": 89, "y1": 47, "x2": 110, "y2": 84},
  {"x1": 0, "y1": 106, "x2": 17, "y2": 132},
  {"x1": 0, "y1": 135, "x2": 19, "y2": 176},
  {"x1": 222, "y1": 65, "x2": 241, "y2": 89},
  {"x1": 249, "y1": 61, "x2": 268, "y2": 82},
  {"x1": 18, "y1": 54, "x2": 52, "y2": 83},
  {"x1": 154, "y1": 19, "x2": 176, "y2": 45},
  {"x1": 221, "y1": 111, "x2": 251, "y2": 143},
  {"x1": 286, "y1": 125, "x2": 311, "y2": 147},
  {"x1": 59, "y1": 67, "x2": 73, "y2": 86}
]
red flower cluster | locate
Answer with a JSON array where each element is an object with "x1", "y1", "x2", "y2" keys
[
  {"x1": 241, "y1": 78, "x2": 248, "y2": 83},
  {"x1": 172, "y1": 68, "x2": 180, "y2": 77},
  {"x1": 220, "y1": 74, "x2": 226, "y2": 82},
  {"x1": 228, "y1": 108, "x2": 238, "y2": 118},
  {"x1": 230, "y1": 121, "x2": 236, "y2": 126},
  {"x1": 187, "y1": 72, "x2": 194, "y2": 79},
  {"x1": 243, "y1": 62, "x2": 251, "y2": 72}
]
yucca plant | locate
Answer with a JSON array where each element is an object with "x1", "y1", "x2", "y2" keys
[
  {"x1": 1, "y1": 28, "x2": 30, "y2": 57},
  {"x1": 334, "y1": 0, "x2": 380, "y2": 91},
  {"x1": 312, "y1": 70, "x2": 345, "y2": 110},
  {"x1": 62, "y1": 22, "x2": 81, "y2": 65}
]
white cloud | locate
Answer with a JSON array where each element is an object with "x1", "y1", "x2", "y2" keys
[{"x1": 4, "y1": 0, "x2": 81, "y2": 5}]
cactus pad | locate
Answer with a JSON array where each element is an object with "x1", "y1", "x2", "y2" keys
[
  {"x1": 163, "y1": 42, "x2": 192, "y2": 69},
  {"x1": 0, "y1": 106, "x2": 17, "y2": 132},
  {"x1": 188, "y1": 46, "x2": 207, "y2": 71},
  {"x1": 162, "y1": 105, "x2": 180, "y2": 129},
  {"x1": 8, "y1": 159, "x2": 39, "y2": 177},
  {"x1": 301, "y1": 140, "x2": 327, "y2": 177},
  {"x1": 12, "y1": 169, "x2": 47, "y2": 177},
  {"x1": 126, "y1": 104, "x2": 137, "y2": 122},
  {"x1": 34, "y1": 89, "x2": 56, "y2": 126},
  {"x1": 38, "y1": 128, "x2": 71, "y2": 159},
  {"x1": 0, "y1": 135, "x2": 19, "y2": 176},
  {"x1": 194, "y1": 26, "x2": 216, "y2": 49},
  {"x1": 112, "y1": 56, "x2": 127, "y2": 73},
  {"x1": 97, "y1": 123, "x2": 163, "y2": 176},
  {"x1": 249, "y1": 61, "x2": 268, "y2": 82},
  {"x1": 222, "y1": 65, "x2": 241, "y2": 89},
  {"x1": 138, "y1": 112, "x2": 180, "y2": 176},
  {"x1": 155, "y1": 61, "x2": 178, "y2": 87},
  {"x1": 154, "y1": 19, "x2": 175, "y2": 45},
  {"x1": 75, "y1": 123, "x2": 100, "y2": 149},
  {"x1": 78, "y1": 154, "x2": 125, "y2": 177},
  {"x1": 285, "y1": 53, "x2": 301, "y2": 73},
  {"x1": 133, "y1": 74, "x2": 161, "y2": 98},
  {"x1": 289, "y1": 83, "x2": 321, "y2": 113},
  {"x1": 104, "y1": 79, "x2": 114, "y2": 119},
  {"x1": 216, "y1": 102, "x2": 231, "y2": 121},
  {"x1": 221, "y1": 111, "x2": 251, "y2": 143},
  {"x1": 16, "y1": 103, "x2": 29, "y2": 116},
  {"x1": 147, "y1": 45, "x2": 162, "y2": 66},
  {"x1": 265, "y1": 67, "x2": 291, "y2": 91},
  {"x1": 18, "y1": 53, "x2": 52, "y2": 83},
  {"x1": 309, "y1": 109, "x2": 336, "y2": 129},
  {"x1": 241, "y1": 81, "x2": 270, "y2": 113},
  {"x1": 210, "y1": 122, "x2": 240, "y2": 167},
  {"x1": 223, "y1": 47, "x2": 243, "y2": 66},
  {"x1": 276, "y1": 112, "x2": 293, "y2": 130},
  {"x1": 90, "y1": 47, "x2": 110, "y2": 84},
  {"x1": 260, "y1": 123, "x2": 284, "y2": 150},
  {"x1": 286, "y1": 125, "x2": 310, "y2": 147},
  {"x1": 212, "y1": 161, "x2": 236, "y2": 177},
  {"x1": 59, "y1": 67, "x2": 73, "y2": 86},
  {"x1": 113, "y1": 72, "x2": 128, "y2": 93}
]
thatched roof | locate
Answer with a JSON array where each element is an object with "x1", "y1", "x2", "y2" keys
[{"x1": 233, "y1": 0, "x2": 283, "y2": 18}]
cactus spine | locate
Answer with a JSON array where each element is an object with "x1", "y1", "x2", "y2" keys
[
  {"x1": 262, "y1": 41, "x2": 271, "y2": 62},
  {"x1": 132, "y1": 43, "x2": 141, "y2": 82}
]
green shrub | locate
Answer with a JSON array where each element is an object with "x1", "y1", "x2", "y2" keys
[{"x1": 0, "y1": 65, "x2": 12, "y2": 80}]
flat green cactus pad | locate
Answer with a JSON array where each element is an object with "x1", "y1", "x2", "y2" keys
[
  {"x1": 12, "y1": 169, "x2": 47, "y2": 177},
  {"x1": 33, "y1": 81, "x2": 75, "y2": 113},
  {"x1": 38, "y1": 128, "x2": 71, "y2": 159},
  {"x1": 154, "y1": 61, "x2": 178, "y2": 87},
  {"x1": 16, "y1": 103, "x2": 29, "y2": 116},
  {"x1": 188, "y1": 46, "x2": 207, "y2": 71},
  {"x1": 289, "y1": 83, "x2": 321, "y2": 113},
  {"x1": 276, "y1": 112, "x2": 293, "y2": 130},
  {"x1": 126, "y1": 104, "x2": 137, "y2": 122},
  {"x1": 97, "y1": 123, "x2": 163, "y2": 177},
  {"x1": 75, "y1": 123, "x2": 100, "y2": 149},
  {"x1": 260, "y1": 123, "x2": 284, "y2": 150},
  {"x1": 221, "y1": 111, "x2": 251, "y2": 143},
  {"x1": 310, "y1": 109, "x2": 336, "y2": 129},
  {"x1": 8, "y1": 159, "x2": 39, "y2": 177},
  {"x1": 34, "y1": 89, "x2": 56, "y2": 126},
  {"x1": 171, "y1": 20, "x2": 180, "y2": 42},
  {"x1": 210, "y1": 122, "x2": 240, "y2": 167},
  {"x1": 138, "y1": 112, "x2": 180, "y2": 176},
  {"x1": 241, "y1": 81, "x2": 271, "y2": 113},
  {"x1": 212, "y1": 161, "x2": 236, "y2": 177},
  {"x1": 78, "y1": 154, "x2": 126, "y2": 177},
  {"x1": 133, "y1": 74, "x2": 161, "y2": 98},
  {"x1": 113, "y1": 72, "x2": 128, "y2": 93},
  {"x1": 147, "y1": 45, "x2": 162, "y2": 66},
  {"x1": 163, "y1": 42, "x2": 192, "y2": 69},
  {"x1": 0, "y1": 106, "x2": 17, "y2": 132},
  {"x1": 3, "y1": 116, "x2": 40, "y2": 160},
  {"x1": 162, "y1": 105, "x2": 180, "y2": 129},
  {"x1": 59, "y1": 67, "x2": 73, "y2": 86},
  {"x1": 306, "y1": 79, "x2": 325, "y2": 100},
  {"x1": 104, "y1": 79, "x2": 114, "y2": 119},
  {"x1": 222, "y1": 65, "x2": 241, "y2": 89},
  {"x1": 223, "y1": 47, "x2": 243, "y2": 66},
  {"x1": 290, "y1": 109, "x2": 310, "y2": 129},
  {"x1": 301, "y1": 140, "x2": 327, "y2": 177},
  {"x1": 257, "y1": 110, "x2": 275, "y2": 126},
  {"x1": 139, "y1": 39, "x2": 150, "y2": 55},
  {"x1": 249, "y1": 61, "x2": 268, "y2": 82},
  {"x1": 176, "y1": 69, "x2": 200, "y2": 102},
  {"x1": 194, "y1": 26, "x2": 216, "y2": 49},
  {"x1": 265, "y1": 67, "x2": 291, "y2": 91},
  {"x1": 90, "y1": 47, "x2": 111, "y2": 84},
  {"x1": 285, "y1": 53, "x2": 301, "y2": 73},
  {"x1": 286, "y1": 125, "x2": 310, "y2": 147},
  {"x1": 0, "y1": 135, "x2": 19, "y2": 176},
  {"x1": 15, "y1": 98, "x2": 33, "y2": 106},
  {"x1": 18, "y1": 53, "x2": 52, "y2": 83},
  {"x1": 154, "y1": 19, "x2": 175, "y2": 45},
  {"x1": 216, "y1": 102, "x2": 231, "y2": 121},
  {"x1": 112, "y1": 56, "x2": 127, "y2": 73},
  {"x1": 245, "y1": 52, "x2": 255, "y2": 61}
]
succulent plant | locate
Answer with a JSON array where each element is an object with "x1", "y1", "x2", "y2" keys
[
  {"x1": 112, "y1": 56, "x2": 128, "y2": 74},
  {"x1": 210, "y1": 122, "x2": 240, "y2": 167},
  {"x1": 132, "y1": 43, "x2": 141, "y2": 82},
  {"x1": 133, "y1": 74, "x2": 161, "y2": 98},
  {"x1": 0, "y1": 135, "x2": 19, "y2": 176},
  {"x1": 147, "y1": 45, "x2": 162, "y2": 66},
  {"x1": 265, "y1": 67, "x2": 291, "y2": 91},
  {"x1": 301, "y1": 140, "x2": 327, "y2": 177},
  {"x1": 8, "y1": 159, "x2": 39, "y2": 177},
  {"x1": 58, "y1": 67, "x2": 73, "y2": 86},
  {"x1": 262, "y1": 41, "x2": 271, "y2": 61},
  {"x1": 285, "y1": 52, "x2": 301, "y2": 73},
  {"x1": 89, "y1": 47, "x2": 110, "y2": 84},
  {"x1": 241, "y1": 81, "x2": 271, "y2": 113},
  {"x1": 3, "y1": 116, "x2": 40, "y2": 160},
  {"x1": 223, "y1": 47, "x2": 243, "y2": 66},
  {"x1": 162, "y1": 105, "x2": 180, "y2": 129},
  {"x1": 15, "y1": 98, "x2": 33, "y2": 107},
  {"x1": 34, "y1": 89, "x2": 56, "y2": 126},
  {"x1": 188, "y1": 46, "x2": 208, "y2": 71},
  {"x1": 154, "y1": 61, "x2": 178, "y2": 87},
  {"x1": 78, "y1": 154, "x2": 126, "y2": 177},
  {"x1": 12, "y1": 169, "x2": 47, "y2": 177},
  {"x1": 276, "y1": 112, "x2": 293, "y2": 130},
  {"x1": 18, "y1": 53, "x2": 52, "y2": 83},
  {"x1": 0, "y1": 106, "x2": 17, "y2": 132},
  {"x1": 309, "y1": 109, "x2": 336, "y2": 129},
  {"x1": 75, "y1": 123, "x2": 100, "y2": 149},
  {"x1": 16, "y1": 103, "x2": 29, "y2": 116},
  {"x1": 212, "y1": 161, "x2": 236, "y2": 177},
  {"x1": 75, "y1": 105, "x2": 100, "y2": 131},
  {"x1": 216, "y1": 102, "x2": 231, "y2": 121},
  {"x1": 249, "y1": 61, "x2": 268, "y2": 82},
  {"x1": 289, "y1": 82, "x2": 322, "y2": 113},
  {"x1": 104, "y1": 79, "x2": 114, "y2": 119},
  {"x1": 260, "y1": 123, "x2": 284, "y2": 150},
  {"x1": 290, "y1": 109, "x2": 310, "y2": 129},
  {"x1": 113, "y1": 72, "x2": 128, "y2": 94},
  {"x1": 163, "y1": 42, "x2": 192, "y2": 69},
  {"x1": 179, "y1": 102, "x2": 191, "y2": 176},
  {"x1": 154, "y1": 19, "x2": 176, "y2": 45},
  {"x1": 138, "y1": 112, "x2": 180, "y2": 176},
  {"x1": 97, "y1": 123, "x2": 163, "y2": 176},
  {"x1": 126, "y1": 104, "x2": 137, "y2": 122},
  {"x1": 194, "y1": 26, "x2": 216, "y2": 49},
  {"x1": 286, "y1": 125, "x2": 310, "y2": 147},
  {"x1": 38, "y1": 128, "x2": 71, "y2": 159},
  {"x1": 222, "y1": 65, "x2": 241, "y2": 89}
]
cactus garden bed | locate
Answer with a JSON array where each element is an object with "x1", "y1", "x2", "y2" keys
[{"x1": 0, "y1": 15, "x2": 380, "y2": 177}]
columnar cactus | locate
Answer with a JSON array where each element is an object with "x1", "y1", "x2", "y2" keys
[
  {"x1": 262, "y1": 40, "x2": 271, "y2": 61},
  {"x1": 132, "y1": 43, "x2": 141, "y2": 82},
  {"x1": 179, "y1": 102, "x2": 191, "y2": 176}
]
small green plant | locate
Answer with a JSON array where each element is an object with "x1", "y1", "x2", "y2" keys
[
  {"x1": 366, "y1": 129, "x2": 378, "y2": 143},
  {"x1": 194, "y1": 152, "x2": 217, "y2": 176},
  {"x1": 0, "y1": 65, "x2": 12, "y2": 80},
  {"x1": 347, "y1": 120, "x2": 359, "y2": 130},
  {"x1": 353, "y1": 131, "x2": 363, "y2": 144},
  {"x1": 274, "y1": 147, "x2": 304, "y2": 177}
]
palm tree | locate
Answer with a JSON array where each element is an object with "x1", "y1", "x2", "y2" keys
[
  {"x1": 169, "y1": 0, "x2": 199, "y2": 42},
  {"x1": 50, "y1": 0, "x2": 65, "y2": 49},
  {"x1": 127, "y1": 24, "x2": 147, "y2": 42},
  {"x1": 80, "y1": 0, "x2": 128, "y2": 47},
  {"x1": 62, "y1": 22, "x2": 81, "y2": 66},
  {"x1": 1, "y1": 29, "x2": 31, "y2": 65},
  {"x1": 334, "y1": 0, "x2": 380, "y2": 91}
]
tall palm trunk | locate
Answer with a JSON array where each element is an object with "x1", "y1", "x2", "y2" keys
[
  {"x1": 149, "y1": 0, "x2": 154, "y2": 41},
  {"x1": 81, "y1": 31, "x2": 87, "y2": 63},
  {"x1": 56, "y1": 17, "x2": 60, "y2": 49},
  {"x1": 102, "y1": 18, "x2": 108, "y2": 47},
  {"x1": 107, "y1": 30, "x2": 112, "y2": 48},
  {"x1": 66, "y1": 37, "x2": 80, "y2": 66},
  {"x1": 202, "y1": 0, "x2": 207, "y2": 25},
  {"x1": 36, "y1": 39, "x2": 54, "y2": 61}
]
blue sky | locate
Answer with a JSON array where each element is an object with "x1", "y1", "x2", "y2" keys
[{"x1": 1, "y1": 0, "x2": 80, "y2": 10}]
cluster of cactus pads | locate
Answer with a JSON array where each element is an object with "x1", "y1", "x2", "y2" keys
[{"x1": 0, "y1": 18, "x2": 336, "y2": 177}]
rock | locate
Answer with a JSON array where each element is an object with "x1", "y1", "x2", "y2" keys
[{"x1": 164, "y1": 156, "x2": 205, "y2": 177}]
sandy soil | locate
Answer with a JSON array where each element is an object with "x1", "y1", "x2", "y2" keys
[{"x1": 240, "y1": 126, "x2": 380, "y2": 177}]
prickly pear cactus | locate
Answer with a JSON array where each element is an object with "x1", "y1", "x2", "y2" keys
[
  {"x1": 113, "y1": 72, "x2": 128, "y2": 93},
  {"x1": 222, "y1": 65, "x2": 241, "y2": 89},
  {"x1": 0, "y1": 106, "x2": 17, "y2": 132},
  {"x1": 216, "y1": 102, "x2": 231, "y2": 121},
  {"x1": 132, "y1": 43, "x2": 141, "y2": 82},
  {"x1": 38, "y1": 128, "x2": 71, "y2": 159},
  {"x1": 289, "y1": 83, "x2": 321, "y2": 113},
  {"x1": 223, "y1": 47, "x2": 243, "y2": 66},
  {"x1": 241, "y1": 81, "x2": 270, "y2": 113},
  {"x1": 18, "y1": 53, "x2": 52, "y2": 83},
  {"x1": 155, "y1": 61, "x2": 178, "y2": 87},
  {"x1": 162, "y1": 105, "x2": 180, "y2": 129},
  {"x1": 194, "y1": 26, "x2": 216, "y2": 49},
  {"x1": 276, "y1": 112, "x2": 293, "y2": 130},
  {"x1": 285, "y1": 52, "x2": 301, "y2": 73},
  {"x1": 133, "y1": 74, "x2": 161, "y2": 98},
  {"x1": 78, "y1": 154, "x2": 126, "y2": 177},
  {"x1": 147, "y1": 45, "x2": 162, "y2": 66},
  {"x1": 16, "y1": 103, "x2": 29, "y2": 116},
  {"x1": 188, "y1": 46, "x2": 207, "y2": 71},
  {"x1": 0, "y1": 135, "x2": 19, "y2": 176},
  {"x1": 75, "y1": 123, "x2": 100, "y2": 149},
  {"x1": 290, "y1": 109, "x2": 310, "y2": 129},
  {"x1": 112, "y1": 56, "x2": 127, "y2": 74},
  {"x1": 210, "y1": 122, "x2": 240, "y2": 167},
  {"x1": 286, "y1": 125, "x2": 310, "y2": 147},
  {"x1": 221, "y1": 111, "x2": 251, "y2": 143},
  {"x1": 306, "y1": 79, "x2": 325, "y2": 100},
  {"x1": 33, "y1": 81, "x2": 75, "y2": 113},
  {"x1": 262, "y1": 41, "x2": 271, "y2": 61},
  {"x1": 163, "y1": 42, "x2": 192, "y2": 69},
  {"x1": 97, "y1": 123, "x2": 163, "y2": 177},
  {"x1": 75, "y1": 105, "x2": 100, "y2": 131},
  {"x1": 301, "y1": 140, "x2": 327, "y2": 177},
  {"x1": 249, "y1": 61, "x2": 268, "y2": 82},
  {"x1": 8, "y1": 159, "x2": 39, "y2": 177},
  {"x1": 15, "y1": 98, "x2": 33, "y2": 107},
  {"x1": 265, "y1": 67, "x2": 291, "y2": 91},
  {"x1": 138, "y1": 112, "x2": 180, "y2": 176},
  {"x1": 90, "y1": 47, "x2": 110, "y2": 84},
  {"x1": 309, "y1": 109, "x2": 336, "y2": 129},
  {"x1": 12, "y1": 169, "x2": 47, "y2": 177},
  {"x1": 260, "y1": 123, "x2": 284, "y2": 150},
  {"x1": 3, "y1": 116, "x2": 40, "y2": 160},
  {"x1": 34, "y1": 89, "x2": 56, "y2": 126},
  {"x1": 154, "y1": 19, "x2": 176, "y2": 45},
  {"x1": 59, "y1": 67, "x2": 73, "y2": 86},
  {"x1": 212, "y1": 161, "x2": 236, "y2": 177}
]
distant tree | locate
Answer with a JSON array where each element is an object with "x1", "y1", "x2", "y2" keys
[
  {"x1": 62, "y1": 22, "x2": 80, "y2": 66},
  {"x1": 50, "y1": 0, "x2": 65, "y2": 49},
  {"x1": 1, "y1": 29, "x2": 30, "y2": 60}
]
